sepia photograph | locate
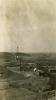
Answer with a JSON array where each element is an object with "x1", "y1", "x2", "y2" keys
[{"x1": 0, "y1": 0, "x2": 56, "y2": 100}]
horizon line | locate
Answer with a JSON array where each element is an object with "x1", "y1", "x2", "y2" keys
[{"x1": 0, "y1": 51, "x2": 56, "y2": 54}]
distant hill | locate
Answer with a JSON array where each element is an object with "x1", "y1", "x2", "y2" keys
[{"x1": 0, "y1": 52, "x2": 56, "y2": 66}]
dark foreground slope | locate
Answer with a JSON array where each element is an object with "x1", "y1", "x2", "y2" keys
[{"x1": 0, "y1": 52, "x2": 56, "y2": 100}]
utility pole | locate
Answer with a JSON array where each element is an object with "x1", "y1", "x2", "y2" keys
[
  {"x1": 16, "y1": 46, "x2": 19, "y2": 62},
  {"x1": 16, "y1": 46, "x2": 21, "y2": 71}
]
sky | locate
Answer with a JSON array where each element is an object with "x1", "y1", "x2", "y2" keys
[{"x1": 0, "y1": 0, "x2": 56, "y2": 52}]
